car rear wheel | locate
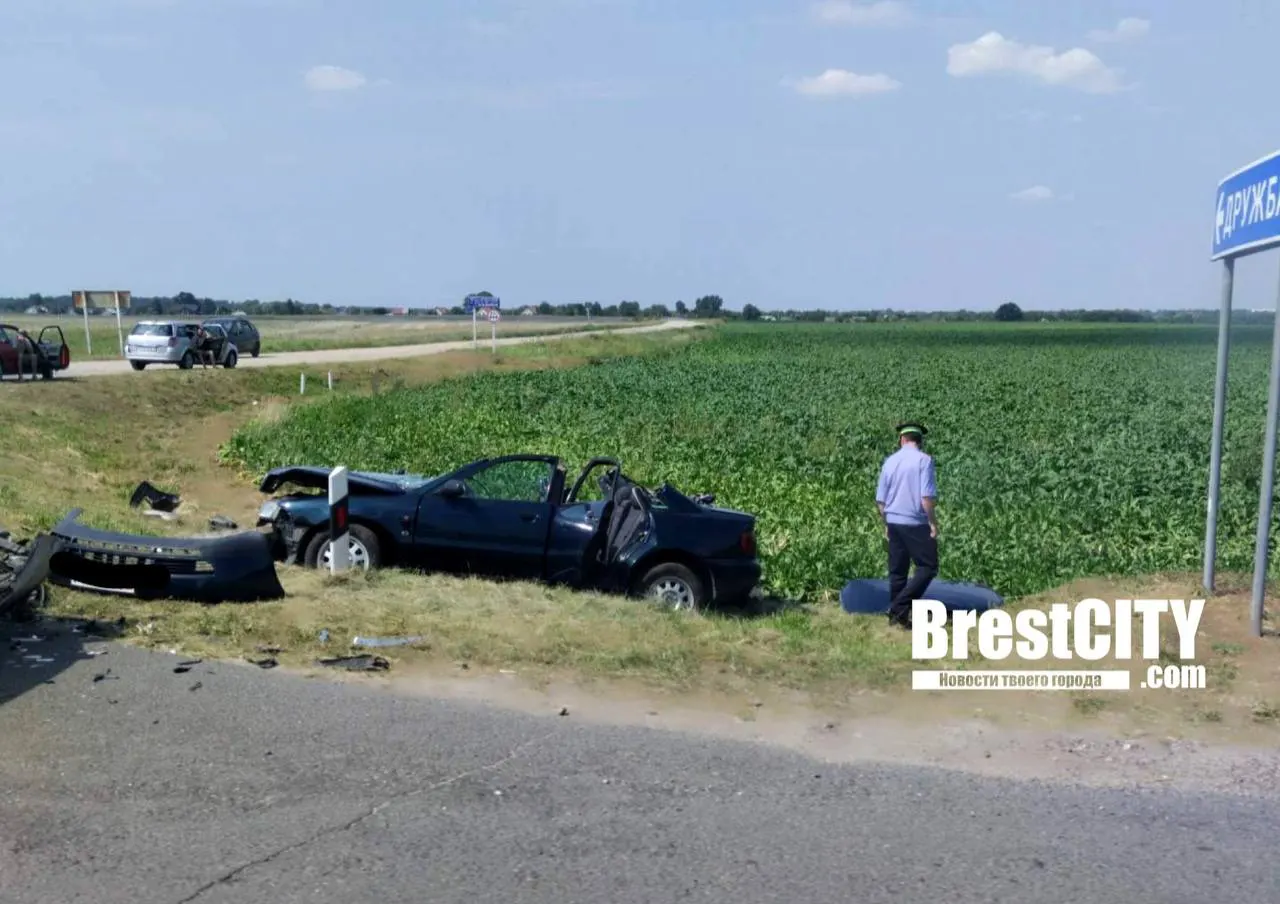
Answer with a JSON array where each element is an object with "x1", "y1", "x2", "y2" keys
[
  {"x1": 130, "y1": 361, "x2": 146, "y2": 371},
  {"x1": 251, "y1": 343, "x2": 261, "y2": 358},
  {"x1": 304, "y1": 524, "x2": 381, "y2": 572},
  {"x1": 636, "y1": 562, "x2": 705, "y2": 613},
  {"x1": 178, "y1": 351, "x2": 194, "y2": 370}
]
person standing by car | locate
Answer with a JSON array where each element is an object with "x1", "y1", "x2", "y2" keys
[{"x1": 874, "y1": 422, "x2": 938, "y2": 630}]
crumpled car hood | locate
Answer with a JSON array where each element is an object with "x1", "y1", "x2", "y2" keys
[{"x1": 258, "y1": 466, "x2": 435, "y2": 496}]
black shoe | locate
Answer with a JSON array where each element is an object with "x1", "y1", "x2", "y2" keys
[{"x1": 887, "y1": 614, "x2": 912, "y2": 631}]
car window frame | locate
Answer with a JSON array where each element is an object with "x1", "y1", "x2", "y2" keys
[{"x1": 463, "y1": 459, "x2": 556, "y2": 504}]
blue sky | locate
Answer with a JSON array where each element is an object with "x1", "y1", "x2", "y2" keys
[{"x1": 1, "y1": 0, "x2": 1277, "y2": 312}]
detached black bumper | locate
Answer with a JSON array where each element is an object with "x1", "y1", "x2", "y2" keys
[{"x1": 47, "y1": 509, "x2": 286, "y2": 603}]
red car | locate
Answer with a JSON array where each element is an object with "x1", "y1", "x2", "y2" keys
[{"x1": 0, "y1": 323, "x2": 71, "y2": 380}]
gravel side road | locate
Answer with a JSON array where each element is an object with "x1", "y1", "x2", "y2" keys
[
  {"x1": 1, "y1": 625, "x2": 1276, "y2": 904},
  {"x1": 62, "y1": 320, "x2": 705, "y2": 378}
]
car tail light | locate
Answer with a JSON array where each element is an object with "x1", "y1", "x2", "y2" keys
[{"x1": 739, "y1": 528, "x2": 756, "y2": 556}]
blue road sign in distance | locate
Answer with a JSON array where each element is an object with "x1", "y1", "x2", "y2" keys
[
  {"x1": 1213, "y1": 149, "x2": 1280, "y2": 260},
  {"x1": 464, "y1": 295, "x2": 500, "y2": 311}
]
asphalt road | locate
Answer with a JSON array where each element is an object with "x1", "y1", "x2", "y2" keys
[
  {"x1": 63, "y1": 320, "x2": 704, "y2": 377},
  {"x1": 2, "y1": 624, "x2": 1277, "y2": 903}
]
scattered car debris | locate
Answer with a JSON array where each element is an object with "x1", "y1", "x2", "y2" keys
[
  {"x1": 189, "y1": 681, "x2": 203, "y2": 692},
  {"x1": 173, "y1": 659, "x2": 202, "y2": 674},
  {"x1": 46, "y1": 508, "x2": 286, "y2": 603},
  {"x1": 351, "y1": 635, "x2": 422, "y2": 648},
  {"x1": 247, "y1": 656, "x2": 278, "y2": 669},
  {"x1": 142, "y1": 510, "x2": 180, "y2": 522},
  {"x1": 73, "y1": 617, "x2": 127, "y2": 638},
  {"x1": 129, "y1": 481, "x2": 181, "y2": 513},
  {"x1": 315, "y1": 654, "x2": 390, "y2": 672},
  {"x1": 93, "y1": 669, "x2": 117, "y2": 683},
  {"x1": 208, "y1": 515, "x2": 239, "y2": 531}
]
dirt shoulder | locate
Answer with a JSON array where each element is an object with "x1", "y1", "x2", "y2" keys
[
  {"x1": 375, "y1": 663, "x2": 1280, "y2": 799},
  {"x1": 61, "y1": 319, "x2": 704, "y2": 377}
]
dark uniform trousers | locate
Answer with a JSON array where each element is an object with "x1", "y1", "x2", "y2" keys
[{"x1": 887, "y1": 522, "x2": 938, "y2": 625}]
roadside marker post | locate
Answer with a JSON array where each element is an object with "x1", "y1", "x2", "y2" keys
[
  {"x1": 1205, "y1": 148, "x2": 1280, "y2": 636},
  {"x1": 328, "y1": 465, "x2": 350, "y2": 573},
  {"x1": 300, "y1": 372, "x2": 306, "y2": 395}
]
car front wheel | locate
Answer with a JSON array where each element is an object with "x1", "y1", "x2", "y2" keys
[
  {"x1": 304, "y1": 524, "x2": 381, "y2": 572},
  {"x1": 224, "y1": 350, "x2": 238, "y2": 369},
  {"x1": 635, "y1": 562, "x2": 705, "y2": 613}
]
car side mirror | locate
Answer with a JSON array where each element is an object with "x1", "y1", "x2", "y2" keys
[{"x1": 437, "y1": 478, "x2": 467, "y2": 498}]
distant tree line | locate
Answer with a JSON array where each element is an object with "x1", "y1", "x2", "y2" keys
[{"x1": 0, "y1": 291, "x2": 1270, "y2": 325}]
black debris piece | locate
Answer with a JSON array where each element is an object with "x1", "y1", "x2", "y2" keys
[
  {"x1": 173, "y1": 659, "x2": 203, "y2": 674},
  {"x1": 129, "y1": 481, "x2": 181, "y2": 512},
  {"x1": 1, "y1": 530, "x2": 55, "y2": 620},
  {"x1": 92, "y1": 669, "x2": 117, "y2": 683},
  {"x1": 208, "y1": 515, "x2": 239, "y2": 531},
  {"x1": 247, "y1": 657, "x2": 278, "y2": 669},
  {"x1": 74, "y1": 617, "x2": 127, "y2": 638},
  {"x1": 315, "y1": 654, "x2": 390, "y2": 672},
  {"x1": 189, "y1": 681, "x2": 203, "y2": 692}
]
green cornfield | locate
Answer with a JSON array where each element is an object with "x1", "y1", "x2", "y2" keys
[{"x1": 223, "y1": 322, "x2": 1279, "y2": 601}]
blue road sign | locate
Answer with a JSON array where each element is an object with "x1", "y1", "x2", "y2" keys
[
  {"x1": 1212, "y1": 149, "x2": 1280, "y2": 260},
  {"x1": 464, "y1": 295, "x2": 500, "y2": 311}
]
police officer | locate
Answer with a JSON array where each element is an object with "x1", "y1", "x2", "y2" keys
[{"x1": 874, "y1": 422, "x2": 938, "y2": 629}]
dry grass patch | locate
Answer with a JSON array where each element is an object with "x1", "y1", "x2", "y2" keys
[{"x1": 40, "y1": 565, "x2": 917, "y2": 693}]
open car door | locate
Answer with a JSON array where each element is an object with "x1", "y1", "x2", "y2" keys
[{"x1": 552, "y1": 459, "x2": 654, "y2": 593}]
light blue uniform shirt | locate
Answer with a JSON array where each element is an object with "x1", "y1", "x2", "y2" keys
[{"x1": 876, "y1": 445, "x2": 937, "y2": 526}]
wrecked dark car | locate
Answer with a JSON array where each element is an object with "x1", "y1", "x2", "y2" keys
[
  {"x1": 256, "y1": 455, "x2": 762, "y2": 611},
  {"x1": 44, "y1": 509, "x2": 285, "y2": 603}
]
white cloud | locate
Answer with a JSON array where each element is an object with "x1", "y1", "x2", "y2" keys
[
  {"x1": 811, "y1": 0, "x2": 914, "y2": 26},
  {"x1": 947, "y1": 32, "x2": 1125, "y2": 94},
  {"x1": 1011, "y1": 185, "x2": 1054, "y2": 202},
  {"x1": 788, "y1": 69, "x2": 901, "y2": 97},
  {"x1": 1088, "y1": 17, "x2": 1150, "y2": 43},
  {"x1": 304, "y1": 65, "x2": 368, "y2": 92}
]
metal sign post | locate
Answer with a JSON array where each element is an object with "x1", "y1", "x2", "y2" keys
[
  {"x1": 113, "y1": 291, "x2": 124, "y2": 356},
  {"x1": 73, "y1": 291, "x2": 92, "y2": 356},
  {"x1": 1206, "y1": 148, "x2": 1280, "y2": 637},
  {"x1": 1203, "y1": 258, "x2": 1234, "y2": 592},
  {"x1": 488, "y1": 307, "x2": 500, "y2": 352},
  {"x1": 464, "y1": 294, "x2": 501, "y2": 351}
]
